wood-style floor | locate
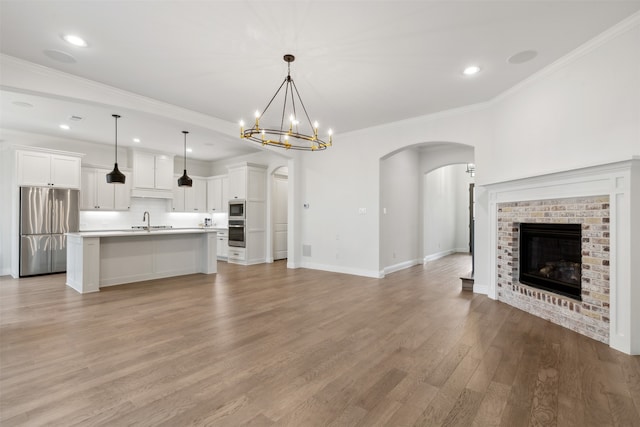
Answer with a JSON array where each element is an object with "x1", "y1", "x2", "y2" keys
[{"x1": 1, "y1": 254, "x2": 639, "y2": 426}]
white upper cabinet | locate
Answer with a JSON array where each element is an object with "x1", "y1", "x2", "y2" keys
[
  {"x1": 227, "y1": 163, "x2": 266, "y2": 202},
  {"x1": 227, "y1": 167, "x2": 246, "y2": 200},
  {"x1": 154, "y1": 155, "x2": 174, "y2": 190},
  {"x1": 132, "y1": 151, "x2": 174, "y2": 196},
  {"x1": 172, "y1": 176, "x2": 206, "y2": 212},
  {"x1": 81, "y1": 167, "x2": 131, "y2": 211},
  {"x1": 206, "y1": 175, "x2": 228, "y2": 213},
  {"x1": 17, "y1": 150, "x2": 81, "y2": 189},
  {"x1": 186, "y1": 177, "x2": 207, "y2": 212},
  {"x1": 133, "y1": 152, "x2": 155, "y2": 188}
]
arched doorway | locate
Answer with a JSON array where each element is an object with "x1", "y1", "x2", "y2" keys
[{"x1": 379, "y1": 142, "x2": 474, "y2": 275}]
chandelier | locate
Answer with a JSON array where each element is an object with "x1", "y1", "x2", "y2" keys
[{"x1": 240, "y1": 54, "x2": 332, "y2": 151}]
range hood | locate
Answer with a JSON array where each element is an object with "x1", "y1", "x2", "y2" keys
[{"x1": 130, "y1": 188, "x2": 173, "y2": 199}]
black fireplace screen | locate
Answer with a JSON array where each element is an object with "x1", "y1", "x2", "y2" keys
[{"x1": 519, "y1": 223, "x2": 582, "y2": 300}]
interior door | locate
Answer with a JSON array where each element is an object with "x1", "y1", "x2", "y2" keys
[{"x1": 273, "y1": 174, "x2": 288, "y2": 260}]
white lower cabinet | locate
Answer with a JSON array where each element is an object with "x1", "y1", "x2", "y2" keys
[
  {"x1": 228, "y1": 247, "x2": 245, "y2": 262},
  {"x1": 216, "y1": 230, "x2": 228, "y2": 260},
  {"x1": 81, "y1": 167, "x2": 131, "y2": 210}
]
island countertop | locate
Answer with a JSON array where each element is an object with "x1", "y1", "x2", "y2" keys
[{"x1": 68, "y1": 228, "x2": 224, "y2": 238}]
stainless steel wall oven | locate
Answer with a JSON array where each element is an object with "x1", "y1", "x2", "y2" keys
[{"x1": 228, "y1": 219, "x2": 245, "y2": 247}]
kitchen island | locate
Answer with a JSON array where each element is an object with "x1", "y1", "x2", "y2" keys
[{"x1": 66, "y1": 228, "x2": 218, "y2": 293}]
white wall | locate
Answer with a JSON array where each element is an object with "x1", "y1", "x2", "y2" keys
[
  {"x1": 379, "y1": 148, "x2": 420, "y2": 273},
  {"x1": 173, "y1": 157, "x2": 211, "y2": 177},
  {"x1": 423, "y1": 164, "x2": 472, "y2": 261},
  {"x1": 484, "y1": 19, "x2": 640, "y2": 184},
  {"x1": 0, "y1": 142, "x2": 14, "y2": 276}
]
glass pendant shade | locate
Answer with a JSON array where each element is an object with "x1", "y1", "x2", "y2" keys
[
  {"x1": 106, "y1": 114, "x2": 126, "y2": 184},
  {"x1": 178, "y1": 130, "x2": 192, "y2": 187}
]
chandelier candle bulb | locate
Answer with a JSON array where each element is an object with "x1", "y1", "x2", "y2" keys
[
  {"x1": 254, "y1": 111, "x2": 260, "y2": 129},
  {"x1": 239, "y1": 120, "x2": 245, "y2": 138}
]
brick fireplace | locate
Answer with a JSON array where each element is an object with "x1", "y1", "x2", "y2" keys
[
  {"x1": 481, "y1": 159, "x2": 638, "y2": 354},
  {"x1": 496, "y1": 196, "x2": 610, "y2": 343}
]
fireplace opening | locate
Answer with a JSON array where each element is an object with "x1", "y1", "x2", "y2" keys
[{"x1": 519, "y1": 223, "x2": 582, "y2": 300}]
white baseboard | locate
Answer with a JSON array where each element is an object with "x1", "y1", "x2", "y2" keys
[
  {"x1": 423, "y1": 249, "x2": 456, "y2": 263},
  {"x1": 423, "y1": 248, "x2": 470, "y2": 264},
  {"x1": 300, "y1": 261, "x2": 383, "y2": 278},
  {"x1": 383, "y1": 259, "x2": 421, "y2": 276}
]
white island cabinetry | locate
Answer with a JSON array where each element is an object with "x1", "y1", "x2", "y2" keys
[{"x1": 66, "y1": 229, "x2": 217, "y2": 293}]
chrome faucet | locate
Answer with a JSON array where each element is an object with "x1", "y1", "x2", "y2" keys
[{"x1": 143, "y1": 211, "x2": 150, "y2": 231}]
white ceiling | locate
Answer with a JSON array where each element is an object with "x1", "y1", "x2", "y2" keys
[{"x1": 1, "y1": 1, "x2": 639, "y2": 161}]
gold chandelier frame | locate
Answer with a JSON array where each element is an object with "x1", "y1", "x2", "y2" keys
[{"x1": 240, "y1": 54, "x2": 332, "y2": 151}]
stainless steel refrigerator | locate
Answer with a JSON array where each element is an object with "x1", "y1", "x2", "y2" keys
[{"x1": 20, "y1": 187, "x2": 79, "y2": 277}]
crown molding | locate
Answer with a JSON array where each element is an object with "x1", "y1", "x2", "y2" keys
[{"x1": 491, "y1": 11, "x2": 640, "y2": 106}]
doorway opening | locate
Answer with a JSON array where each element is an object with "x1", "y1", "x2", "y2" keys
[{"x1": 272, "y1": 167, "x2": 288, "y2": 261}]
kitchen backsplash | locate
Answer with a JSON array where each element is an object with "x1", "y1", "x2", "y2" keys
[{"x1": 79, "y1": 198, "x2": 228, "y2": 230}]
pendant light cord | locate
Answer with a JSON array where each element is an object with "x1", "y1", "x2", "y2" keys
[
  {"x1": 183, "y1": 131, "x2": 188, "y2": 169},
  {"x1": 112, "y1": 114, "x2": 120, "y2": 163}
]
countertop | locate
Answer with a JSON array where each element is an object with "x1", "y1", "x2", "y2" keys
[{"x1": 68, "y1": 228, "x2": 226, "y2": 238}]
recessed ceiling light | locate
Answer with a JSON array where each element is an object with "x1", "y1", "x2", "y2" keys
[
  {"x1": 508, "y1": 50, "x2": 538, "y2": 64},
  {"x1": 186, "y1": 148, "x2": 193, "y2": 153},
  {"x1": 43, "y1": 49, "x2": 76, "y2": 63},
  {"x1": 133, "y1": 138, "x2": 141, "y2": 143},
  {"x1": 59, "y1": 124, "x2": 70, "y2": 130},
  {"x1": 463, "y1": 65, "x2": 481, "y2": 76},
  {"x1": 62, "y1": 34, "x2": 88, "y2": 47},
  {"x1": 12, "y1": 101, "x2": 34, "y2": 109}
]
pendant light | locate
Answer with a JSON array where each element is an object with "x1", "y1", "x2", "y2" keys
[
  {"x1": 106, "y1": 114, "x2": 126, "y2": 184},
  {"x1": 178, "y1": 130, "x2": 192, "y2": 187}
]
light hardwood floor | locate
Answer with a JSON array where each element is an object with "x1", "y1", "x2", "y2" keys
[{"x1": 1, "y1": 254, "x2": 639, "y2": 426}]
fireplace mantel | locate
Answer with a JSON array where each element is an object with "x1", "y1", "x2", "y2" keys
[{"x1": 480, "y1": 158, "x2": 639, "y2": 355}]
